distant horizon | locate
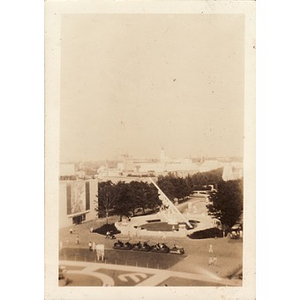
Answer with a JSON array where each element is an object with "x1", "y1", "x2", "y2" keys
[
  {"x1": 60, "y1": 153, "x2": 244, "y2": 164},
  {"x1": 60, "y1": 153, "x2": 244, "y2": 165}
]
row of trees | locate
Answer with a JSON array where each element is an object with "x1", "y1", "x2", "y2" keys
[
  {"x1": 95, "y1": 168, "x2": 243, "y2": 231},
  {"x1": 156, "y1": 170, "x2": 243, "y2": 229},
  {"x1": 96, "y1": 181, "x2": 162, "y2": 223},
  {"x1": 207, "y1": 179, "x2": 243, "y2": 229},
  {"x1": 156, "y1": 168, "x2": 224, "y2": 202}
]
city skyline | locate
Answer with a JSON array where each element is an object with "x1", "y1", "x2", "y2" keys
[
  {"x1": 60, "y1": 150, "x2": 243, "y2": 164},
  {"x1": 60, "y1": 14, "x2": 244, "y2": 163}
]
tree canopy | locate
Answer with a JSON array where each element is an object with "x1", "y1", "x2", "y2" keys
[
  {"x1": 95, "y1": 180, "x2": 119, "y2": 223},
  {"x1": 189, "y1": 168, "x2": 223, "y2": 189},
  {"x1": 156, "y1": 169, "x2": 224, "y2": 202},
  {"x1": 96, "y1": 180, "x2": 162, "y2": 222},
  {"x1": 157, "y1": 174, "x2": 192, "y2": 201},
  {"x1": 96, "y1": 168, "x2": 241, "y2": 224},
  {"x1": 206, "y1": 179, "x2": 243, "y2": 229}
]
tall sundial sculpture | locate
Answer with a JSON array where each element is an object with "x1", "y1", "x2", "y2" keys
[{"x1": 149, "y1": 178, "x2": 193, "y2": 229}]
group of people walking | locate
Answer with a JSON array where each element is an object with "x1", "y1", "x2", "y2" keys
[
  {"x1": 68, "y1": 226, "x2": 104, "y2": 261},
  {"x1": 208, "y1": 244, "x2": 217, "y2": 266}
]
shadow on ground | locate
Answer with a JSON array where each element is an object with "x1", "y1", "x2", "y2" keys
[{"x1": 60, "y1": 248, "x2": 185, "y2": 270}]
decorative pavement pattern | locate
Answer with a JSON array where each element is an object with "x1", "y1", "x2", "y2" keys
[{"x1": 59, "y1": 260, "x2": 231, "y2": 287}]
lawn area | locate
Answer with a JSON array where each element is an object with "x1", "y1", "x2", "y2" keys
[
  {"x1": 139, "y1": 221, "x2": 196, "y2": 231},
  {"x1": 188, "y1": 227, "x2": 225, "y2": 239},
  {"x1": 92, "y1": 223, "x2": 121, "y2": 236},
  {"x1": 140, "y1": 222, "x2": 179, "y2": 231}
]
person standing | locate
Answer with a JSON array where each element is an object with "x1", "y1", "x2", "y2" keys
[
  {"x1": 76, "y1": 235, "x2": 80, "y2": 244},
  {"x1": 213, "y1": 256, "x2": 217, "y2": 265},
  {"x1": 96, "y1": 244, "x2": 104, "y2": 261},
  {"x1": 88, "y1": 241, "x2": 92, "y2": 251}
]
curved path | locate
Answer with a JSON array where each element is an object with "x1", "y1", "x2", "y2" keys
[
  {"x1": 60, "y1": 260, "x2": 240, "y2": 287},
  {"x1": 115, "y1": 198, "x2": 216, "y2": 238}
]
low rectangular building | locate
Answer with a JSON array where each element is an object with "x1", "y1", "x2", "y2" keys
[{"x1": 59, "y1": 179, "x2": 98, "y2": 228}]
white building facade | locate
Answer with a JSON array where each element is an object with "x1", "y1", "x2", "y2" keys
[{"x1": 59, "y1": 179, "x2": 98, "y2": 228}]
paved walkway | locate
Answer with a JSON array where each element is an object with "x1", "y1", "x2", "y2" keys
[
  {"x1": 59, "y1": 198, "x2": 243, "y2": 285},
  {"x1": 60, "y1": 260, "x2": 241, "y2": 287},
  {"x1": 114, "y1": 199, "x2": 216, "y2": 238}
]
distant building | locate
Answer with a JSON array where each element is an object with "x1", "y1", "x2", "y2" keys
[
  {"x1": 116, "y1": 148, "x2": 201, "y2": 176},
  {"x1": 59, "y1": 179, "x2": 98, "y2": 228},
  {"x1": 100, "y1": 149, "x2": 243, "y2": 180},
  {"x1": 222, "y1": 162, "x2": 243, "y2": 181}
]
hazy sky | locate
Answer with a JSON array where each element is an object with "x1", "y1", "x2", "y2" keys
[{"x1": 60, "y1": 14, "x2": 244, "y2": 162}]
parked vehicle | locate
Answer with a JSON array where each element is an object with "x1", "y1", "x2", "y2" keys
[
  {"x1": 113, "y1": 240, "x2": 133, "y2": 250},
  {"x1": 132, "y1": 241, "x2": 151, "y2": 251},
  {"x1": 169, "y1": 245, "x2": 185, "y2": 255},
  {"x1": 105, "y1": 231, "x2": 116, "y2": 239},
  {"x1": 58, "y1": 266, "x2": 68, "y2": 286},
  {"x1": 229, "y1": 223, "x2": 243, "y2": 239},
  {"x1": 111, "y1": 240, "x2": 185, "y2": 255},
  {"x1": 150, "y1": 243, "x2": 170, "y2": 253}
]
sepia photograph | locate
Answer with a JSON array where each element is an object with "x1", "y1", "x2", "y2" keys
[{"x1": 45, "y1": 1, "x2": 255, "y2": 299}]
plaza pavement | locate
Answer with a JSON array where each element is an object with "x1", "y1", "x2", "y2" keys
[
  {"x1": 59, "y1": 198, "x2": 243, "y2": 286},
  {"x1": 60, "y1": 226, "x2": 242, "y2": 286},
  {"x1": 113, "y1": 199, "x2": 217, "y2": 238},
  {"x1": 59, "y1": 259, "x2": 241, "y2": 287}
]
